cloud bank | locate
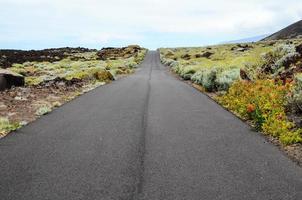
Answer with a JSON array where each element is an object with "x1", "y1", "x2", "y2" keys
[{"x1": 0, "y1": 0, "x2": 301, "y2": 49}]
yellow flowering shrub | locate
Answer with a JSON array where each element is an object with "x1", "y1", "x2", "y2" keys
[
  {"x1": 217, "y1": 79, "x2": 302, "y2": 145},
  {"x1": 261, "y1": 112, "x2": 293, "y2": 137},
  {"x1": 280, "y1": 130, "x2": 302, "y2": 145}
]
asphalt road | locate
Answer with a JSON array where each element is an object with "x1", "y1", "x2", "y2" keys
[{"x1": 1, "y1": 51, "x2": 302, "y2": 200}]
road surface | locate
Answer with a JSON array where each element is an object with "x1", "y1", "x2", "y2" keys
[{"x1": 1, "y1": 51, "x2": 302, "y2": 200}]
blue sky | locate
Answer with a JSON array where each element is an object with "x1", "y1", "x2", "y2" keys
[{"x1": 0, "y1": 0, "x2": 302, "y2": 50}]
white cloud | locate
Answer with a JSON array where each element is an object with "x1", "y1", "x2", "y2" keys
[
  {"x1": 0, "y1": 0, "x2": 301, "y2": 48},
  {"x1": 77, "y1": 32, "x2": 143, "y2": 44}
]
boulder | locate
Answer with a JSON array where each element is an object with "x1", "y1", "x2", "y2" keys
[
  {"x1": 296, "y1": 43, "x2": 302, "y2": 54},
  {"x1": 231, "y1": 44, "x2": 252, "y2": 52},
  {"x1": 0, "y1": 69, "x2": 24, "y2": 91},
  {"x1": 236, "y1": 48, "x2": 247, "y2": 52},
  {"x1": 195, "y1": 52, "x2": 213, "y2": 59}
]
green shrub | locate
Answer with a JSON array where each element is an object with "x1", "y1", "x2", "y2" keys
[
  {"x1": 64, "y1": 71, "x2": 90, "y2": 80},
  {"x1": 170, "y1": 60, "x2": 180, "y2": 68},
  {"x1": 215, "y1": 68, "x2": 240, "y2": 91},
  {"x1": 170, "y1": 62, "x2": 182, "y2": 74},
  {"x1": 180, "y1": 66, "x2": 196, "y2": 80},
  {"x1": 280, "y1": 130, "x2": 302, "y2": 145},
  {"x1": 261, "y1": 44, "x2": 300, "y2": 76},
  {"x1": 25, "y1": 77, "x2": 44, "y2": 86},
  {"x1": 191, "y1": 68, "x2": 217, "y2": 92},
  {"x1": 242, "y1": 61, "x2": 264, "y2": 81},
  {"x1": 125, "y1": 61, "x2": 137, "y2": 68},
  {"x1": 95, "y1": 69, "x2": 114, "y2": 81},
  {"x1": 121, "y1": 57, "x2": 138, "y2": 69},
  {"x1": 36, "y1": 105, "x2": 52, "y2": 116},
  {"x1": 288, "y1": 73, "x2": 302, "y2": 113},
  {"x1": 202, "y1": 69, "x2": 218, "y2": 92},
  {"x1": 191, "y1": 71, "x2": 203, "y2": 84},
  {"x1": 0, "y1": 117, "x2": 20, "y2": 135},
  {"x1": 135, "y1": 49, "x2": 147, "y2": 64},
  {"x1": 161, "y1": 58, "x2": 175, "y2": 66}
]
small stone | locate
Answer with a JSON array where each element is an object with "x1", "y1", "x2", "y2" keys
[
  {"x1": 0, "y1": 103, "x2": 7, "y2": 110},
  {"x1": 14, "y1": 96, "x2": 27, "y2": 101},
  {"x1": 7, "y1": 112, "x2": 16, "y2": 117},
  {"x1": 20, "y1": 121, "x2": 28, "y2": 126}
]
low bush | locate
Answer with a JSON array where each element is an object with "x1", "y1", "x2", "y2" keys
[
  {"x1": 95, "y1": 69, "x2": 114, "y2": 81},
  {"x1": 287, "y1": 73, "x2": 302, "y2": 113},
  {"x1": 171, "y1": 62, "x2": 182, "y2": 74},
  {"x1": 161, "y1": 58, "x2": 176, "y2": 67},
  {"x1": 217, "y1": 80, "x2": 302, "y2": 145},
  {"x1": 35, "y1": 105, "x2": 52, "y2": 116},
  {"x1": 259, "y1": 44, "x2": 300, "y2": 77},
  {"x1": 218, "y1": 80, "x2": 289, "y2": 119},
  {"x1": 215, "y1": 68, "x2": 240, "y2": 91},
  {"x1": 191, "y1": 68, "x2": 218, "y2": 92},
  {"x1": 0, "y1": 117, "x2": 20, "y2": 136},
  {"x1": 179, "y1": 66, "x2": 197, "y2": 80},
  {"x1": 134, "y1": 50, "x2": 147, "y2": 64},
  {"x1": 190, "y1": 67, "x2": 240, "y2": 92}
]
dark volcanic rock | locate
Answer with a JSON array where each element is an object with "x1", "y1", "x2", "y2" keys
[
  {"x1": 165, "y1": 51, "x2": 174, "y2": 57},
  {"x1": 195, "y1": 52, "x2": 213, "y2": 59},
  {"x1": 0, "y1": 47, "x2": 95, "y2": 68},
  {"x1": 296, "y1": 43, "x2": 302, "y2": 54},
  {"x1": 236, "y1": 47, "x2": 248, "y2": 52},
  {"x1": 202, "y1": 52, "x2": 213, "y2": 58},
  {"x1": 181, "y1": 54, "x2": 191, "y2": 60},
  {"x1": 97, "y1": 45, "x2": 142, "y2": 60},
  {"x1": 240, "y1": 69, "x2": 251, "y2": 81},
  {"x1": 0, "y1": 69, "x2": 24, "y2": 91},
  {"x1": 232, "y1": 44, "x2": 252, "y2": 52}
]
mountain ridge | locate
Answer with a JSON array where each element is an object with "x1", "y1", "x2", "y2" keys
[{"x1": 262, "y1": 20, "x2": 302, "y2": 41}]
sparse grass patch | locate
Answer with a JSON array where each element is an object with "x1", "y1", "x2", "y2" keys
[
  {"x1": 35, "y1": 105, "x2": 52, "y2": 116},
  {"x1": 0, "y1": 117, "x2": 20, "y2": 137}
]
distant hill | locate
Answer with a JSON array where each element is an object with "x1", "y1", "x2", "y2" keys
[
  {"x1": 222, "y1": 34, "x2": 269, "y2": 44},
  {"x1": 262, "y1": 20, "x2": 302, "y2": 41}
]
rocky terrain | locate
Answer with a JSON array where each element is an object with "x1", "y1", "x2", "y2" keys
[
  {"x1": 0, "y1": 45, "x2": 147, "y2": 137},
  {"x1": 97, "y1": 45, "x2": 143, "y2": 60},
  {"x1": 0, "y1": 47, "x2": 97, "y2": 69}
]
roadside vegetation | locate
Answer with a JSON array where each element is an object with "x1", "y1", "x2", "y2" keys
[
  {"x1": 0, "y1": 46, "x2": 147, "y2": 137},
  {"x1": 160, "y1": 39, "x2": 302, "y2": 146}
]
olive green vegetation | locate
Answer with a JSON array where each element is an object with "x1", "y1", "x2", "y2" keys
[
  {"x1": 160, "y1": 39, "x2": 302, "y2": 92},
  {"x1": 0, "y1": 117, "x2": 21, "y2": 137},
  {"x1": 10, "y1": 50, "x2": 147, "y2": 86},
  {"x1": 288, "y1": 73, "x2": 302, "y2": 114},
  {"x1": 160, "y1": 44, "x2": 264, "y2": 91},
  {"x1": 160, "y1": 39, "x2": 302, "y2": 145},
  {"x1": 35, "y1": 105, "x2": 52, "y2": 116}
]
